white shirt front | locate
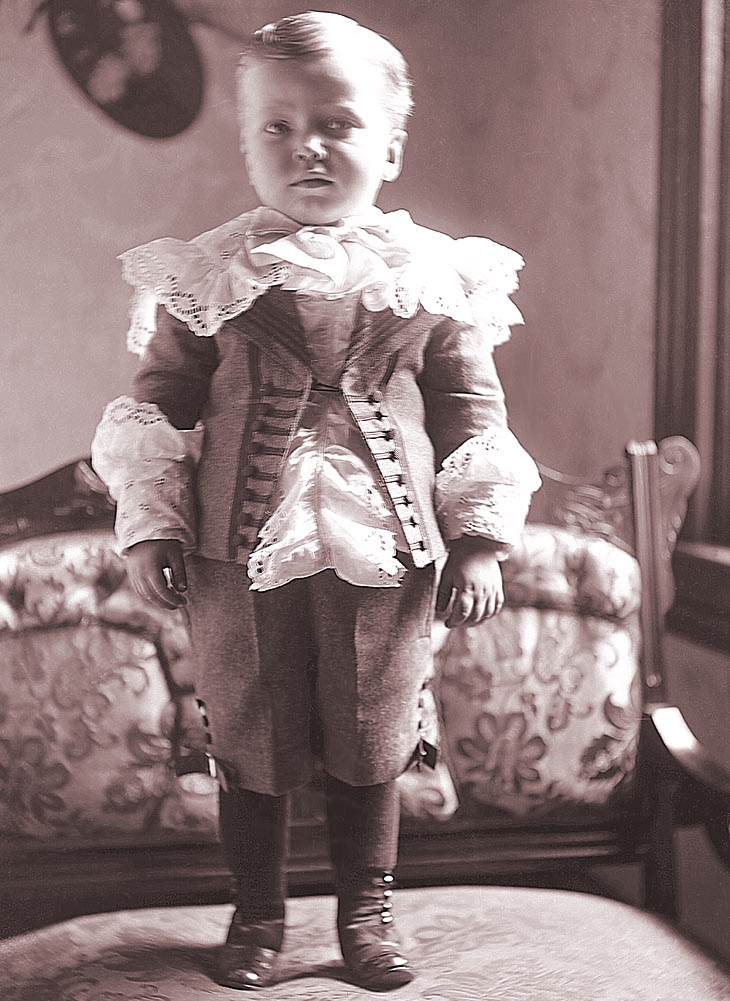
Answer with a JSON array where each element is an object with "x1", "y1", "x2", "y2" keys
[{"x1": 247, "y1": 293, "x2": 408, "y2": 591}]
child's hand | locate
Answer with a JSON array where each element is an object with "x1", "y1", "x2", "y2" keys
[
  {"x1": 436, "y1": 536, "x2": 504, "y2": 629},
  {"x1": 125, "y1": 539, "x2": 188, "y2": 610}
]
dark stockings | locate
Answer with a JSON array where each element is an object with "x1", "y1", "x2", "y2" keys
[
  {"x1": 214, "y1": 787, "x2": 290, "y2": 990},
  {"x1": 218, "y1": 786, "x2": 290, "y2": 923},
  {"x1": 325, "y1": 775, "x2": 413, "y2": 990},
  {"x1": 325, "y1": 774, "x2": 400, "y2": 880}
]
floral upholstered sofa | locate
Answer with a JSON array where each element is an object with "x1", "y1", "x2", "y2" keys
[
  {"x1": 434, "y1": 526, "x2": 642, "y2": 820},
  {"x1": 0, "y1": 443, "x2": 703, "y2": 935}
]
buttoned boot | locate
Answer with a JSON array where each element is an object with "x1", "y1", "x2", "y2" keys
[
  {"x1": 326, "y1": 775, "x2": 414, "y2": 991},
  {"x1": 214, "y1": 787, "x2": 290, "y2": 991}
]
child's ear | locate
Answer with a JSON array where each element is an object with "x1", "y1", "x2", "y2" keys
[{"x1": 383, "y1": 129, "x2": 407, "y2": 182}]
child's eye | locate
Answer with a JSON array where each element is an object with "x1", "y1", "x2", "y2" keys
[
  {"x1": 264, "y1": 121, "x2": 290, "y2": 135},
  {"x1": 326, "y1": 118, "x2": 355, "y2": 133}
]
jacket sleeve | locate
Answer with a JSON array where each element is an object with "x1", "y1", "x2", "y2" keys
[
  {"x1": 91, "y1": 308, "x2": 219, "y2": 552},
  {"x1": 132, "y1": 306, "x2": 220, "y2": 430},
  {"x1": 420, "y1": 317, "x2": 540, "y2": 549}
]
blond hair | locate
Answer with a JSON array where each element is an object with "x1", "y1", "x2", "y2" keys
[{"x1": 238, "y1": 11, "x2": 413, "y2": 130}]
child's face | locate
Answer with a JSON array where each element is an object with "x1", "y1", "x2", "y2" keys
[{"x1": 239, "y1": 52, "x2": 407, "y2": 226}]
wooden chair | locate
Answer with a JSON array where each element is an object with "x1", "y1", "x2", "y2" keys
[{"x1": 396, "y1": 436, "x2": 729, "y2": 925}]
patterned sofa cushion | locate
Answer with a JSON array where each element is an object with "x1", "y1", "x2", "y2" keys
[
  {"x1": 500, "y1": 524, "x2": 641, "y2": 619},
  {"x1": 434, "y1": 524, "x2": 643, "y2": 818},
  {"x1": 0, "y1": 531, "x2": 218, "y2": 847},
  {"x1": 1, "y1": 624, "x2": 177, "y2": 841}
]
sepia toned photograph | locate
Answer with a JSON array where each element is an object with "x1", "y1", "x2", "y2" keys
[{"x1": 1, "y1": 1, "x2": 729, "y2": 997}]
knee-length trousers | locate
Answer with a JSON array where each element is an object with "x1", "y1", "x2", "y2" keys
[{"x1": 185, "y1": 555, "x2": 437, "y2": 796}]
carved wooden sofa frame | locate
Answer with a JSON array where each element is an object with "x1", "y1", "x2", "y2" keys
[{"x1": 1, "y1": 436, "x2": 728, "y2": 939}]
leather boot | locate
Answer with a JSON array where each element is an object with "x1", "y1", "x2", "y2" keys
[
  {"x1": 326, "y1": 776, "x2": 414, "y2": 991},
  {"x1": 214, "y1": 787, "x2": 289, "y2": 991}
]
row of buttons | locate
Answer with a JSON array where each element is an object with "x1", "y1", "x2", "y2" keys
[
  {"x1": 234, "y1": 389, "x2": 303, "y2": 549},
  {"x1": 347, "y1": 395, "x2": 428, "y2": 563}
]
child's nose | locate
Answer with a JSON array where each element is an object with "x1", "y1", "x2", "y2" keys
[{"x1": 294, "y1": 135, "x2": 327, "y2": 162}]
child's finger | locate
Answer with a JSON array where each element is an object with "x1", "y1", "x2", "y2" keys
[
  {"x1": 129, "y1": 565, "x2": 185, "y2": 610},
  {"x1": 481, "y1": 590, "x2": 501, "y2": 620},
  {"x1": 444, "y1": 589, "x2": 475, "y2": 628},
  {"x1": 467, "y1": 591, "x2": 488, "y2": 626},
  {"x1": 149, "y1": 570, "x2": 187, "y2": 609},
  {"x1": 165, "y1": 546, "x2": 188, "y2": 593},
  {"x1": 164, "y1": 559, "x2": 188, "y2": 596}
]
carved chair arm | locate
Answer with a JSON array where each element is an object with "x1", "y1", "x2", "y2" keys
[{"x1": 650, "y1": 704, "x2": 730, "y2": 866}]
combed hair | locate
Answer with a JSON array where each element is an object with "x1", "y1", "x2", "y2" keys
[{"x1": 238, "y1": 11, "x2": 413, "y2": 129}]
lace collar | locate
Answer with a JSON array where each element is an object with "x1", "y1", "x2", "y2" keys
[{"x1": 119, "y1": 206, "x2": 525, "y2": 355}]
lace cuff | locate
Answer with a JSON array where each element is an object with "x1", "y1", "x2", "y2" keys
[
  {"x1": 91, "y1": 396, "x2": 204, "y2": 552},
  {"x1": 434, "y1": 428, "x2": 541, "y2": 547}
]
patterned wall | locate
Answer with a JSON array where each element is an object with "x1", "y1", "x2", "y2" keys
[{"x1": 0, "y1": 0, "x2": 660, "y2": 489}]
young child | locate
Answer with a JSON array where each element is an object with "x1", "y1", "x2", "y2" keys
[{"x1": 92, "y1": 11, "x2": 540, "y2": 992}]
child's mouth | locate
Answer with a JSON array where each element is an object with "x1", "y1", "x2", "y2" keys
[{"x1": 292, "y1": 178, "x2": 332, "y2": 188}]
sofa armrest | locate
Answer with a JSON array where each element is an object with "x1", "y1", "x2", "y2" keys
[
  {"x1": 650, "y1": 705, "x2": 730, "y2": 866},
  {"x1": 651, "y1": 705, "x2": 730, "y2": 796},
  {"x1": 502, "y1": 524, "x2": 641, "y2": 620}
]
